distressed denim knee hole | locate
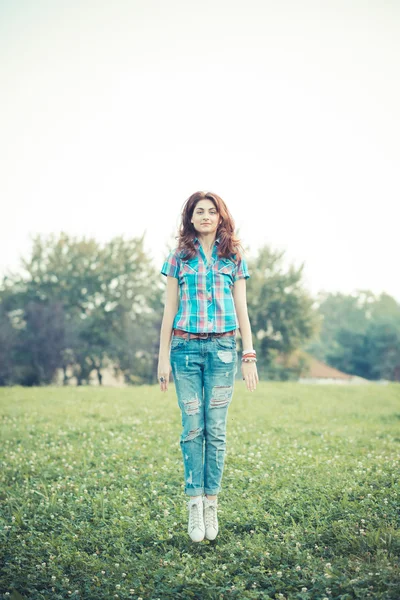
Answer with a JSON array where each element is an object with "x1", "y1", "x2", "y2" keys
[
  {"x1": 210, "y1": 385, "x2": 232, "y2": 408},
  {"x1": 183, "y1": 427, "x2": 202, "y2": 442},
  {"x1": 182, "y1": 394, "x2": 201, "y2": 415}
]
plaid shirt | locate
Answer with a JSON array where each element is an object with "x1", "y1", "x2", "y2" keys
[{"x1": 161, "y1": 237, "x2": 250, "y2": 333}]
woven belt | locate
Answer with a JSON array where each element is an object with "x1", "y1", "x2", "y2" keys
[{"x1": 173, "y1": 328, "x2": 236, "y2": 340}]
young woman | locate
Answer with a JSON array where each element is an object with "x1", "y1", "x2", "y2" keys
[{"x1": 158, "y1": 191, "x2": 258, "y2": 543}]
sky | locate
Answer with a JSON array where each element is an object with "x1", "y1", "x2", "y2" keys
[{"x1": 1, "y1": 0, "x2": 399, "y2": 301}]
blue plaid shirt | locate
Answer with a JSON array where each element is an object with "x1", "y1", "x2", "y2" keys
[{"x1": 161, "y1": 237, "x2": 250, "y2": 333}]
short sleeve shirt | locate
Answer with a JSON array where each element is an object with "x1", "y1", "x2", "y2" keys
[{"x1": 161, "y1": 236, "x2": 250, "y2": 333}]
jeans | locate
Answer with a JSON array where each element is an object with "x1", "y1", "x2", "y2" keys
[{"x1": 170, "y1": 333, "x2": 238, "y2": 496}]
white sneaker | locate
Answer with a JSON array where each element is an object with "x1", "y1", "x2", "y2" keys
[
  {"x1": 187, "y1": 496, "x2": 205, "y2": 542},
  {"x1": 203, "y1": 497, "x2": 219, "y2": 540}
]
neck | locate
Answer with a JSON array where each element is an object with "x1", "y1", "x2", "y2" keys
[{"x1": 197, "y1": 232, "x2": 216, "y2": 248}]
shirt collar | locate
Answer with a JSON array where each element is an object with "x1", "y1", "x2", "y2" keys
[{"x1": 194, "y1": 236, "x2": 220, "y2": 245}]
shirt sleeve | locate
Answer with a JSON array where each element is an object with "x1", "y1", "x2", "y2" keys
[
  {"x1": 161, "y1": 249, "x2": 181, "y2": 279},
  {"x1": 233, "y1": 255, "x2": 250, "y2": 281}
]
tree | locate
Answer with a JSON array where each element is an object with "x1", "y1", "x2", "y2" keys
[
  {"x1": 0, "y1": 232, "x2": 162, "y2": 385},
  {"x1": 14, "y1": 301, "x2": 66, "y2": 386},
  {"x1": 366, "y1": 319, "x2": 400, "y2": 381},
  {"x1": 304, "y1": 291, "x2": 373, "y2": 362},
  {"x1": 0, "y1": 305, "x2": 18, "y2": 385},
  {"x1": 246, "y1": 245, "x2": 320, "y2": 379},
  {"x1": 307, "y1": 290, "x2": 400, "y2": 381}
]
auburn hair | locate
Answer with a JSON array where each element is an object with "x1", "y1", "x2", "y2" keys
[{"x1": 177, "y1": 191, "x2": 243, "y2": 261}]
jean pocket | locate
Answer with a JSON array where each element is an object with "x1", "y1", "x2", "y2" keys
[
  {"x1": 215, "y1": 336, "x2": 237, "y2": 350},
  {"x1": 170, "y1": 336, "x2": 186, "y2": 351}
]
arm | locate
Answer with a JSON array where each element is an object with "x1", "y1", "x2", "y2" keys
[
  {"x1": 158, "y1": 276, "x2": 179, "y2": 391},
  {"x1": 233, "y1": 278, "x2": 253, "y2": 351},
  {"x1": 233, "y1": 278, "x2": 258, "y2": 392}
]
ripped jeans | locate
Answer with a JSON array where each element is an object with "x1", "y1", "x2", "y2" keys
[{"x1": 170, "y1": 333, "x2": 238, "y2": 497}]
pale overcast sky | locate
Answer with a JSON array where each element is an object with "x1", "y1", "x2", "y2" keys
[{"x1": 1, "y1": 0, "x2": 399, "y2": 300}]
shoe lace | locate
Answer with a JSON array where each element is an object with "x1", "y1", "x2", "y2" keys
[
  {"x1": 205, "y1": 502, "x2": 217, "y2": 529},
  {"x1": 188, "y1": 501, "x2": 201, "y2": 531}
]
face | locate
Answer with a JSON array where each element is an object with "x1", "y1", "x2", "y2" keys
[{"x1": 191, "y1": 199, "x2": 220, "y2": 235}]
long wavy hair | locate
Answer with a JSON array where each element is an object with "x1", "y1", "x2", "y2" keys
[{"x1": 177, "y1": 191, "x2": 243, "y2": 261}]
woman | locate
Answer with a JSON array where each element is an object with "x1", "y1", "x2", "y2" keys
[{"x1": 158, "y1": 191, "x2": 258, "y2": 543}]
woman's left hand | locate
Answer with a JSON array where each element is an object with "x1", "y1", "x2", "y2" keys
[{"x1": 241, "y1": 361, "x2": 259, "y2": 392}]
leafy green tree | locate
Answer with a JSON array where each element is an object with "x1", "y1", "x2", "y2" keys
[
  {"x1": 326, "y1": 329, "x2": 370, "y2": 378},
  {"x1": 304, "y1": 291, "x2": 373, "y2": 362},
  {"x1": 0, "y1": 233, "x2": 161, "y2": 385},
  {"x1": 366, "y1": 319, "x2": 400, "y2": 381},
  {"x1": 0, "y1": 305, "x2": 18, "y2": 385},
  {"x1": 307, "y1": 290, "x2": 400, "y2": 380},
  {"x1": 14, "y1": 301, "x2": 66, "y2": 386}
]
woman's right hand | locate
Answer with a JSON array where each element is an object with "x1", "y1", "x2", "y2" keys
[{"x1": 157, "y1": 357, "x2": 171, "y2": 392}]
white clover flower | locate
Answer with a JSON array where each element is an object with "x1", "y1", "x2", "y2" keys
[{"x1": 302, "y1": 587, "x2": 307, "y2": 592}]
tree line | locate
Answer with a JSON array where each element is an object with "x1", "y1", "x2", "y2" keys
[{"x1": 0, "y1": 233, "x2": 399, "y2": 385}]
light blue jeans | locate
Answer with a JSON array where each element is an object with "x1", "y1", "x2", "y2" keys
[{"x1": 170, "y1": 333, "x2": 238, "y2": 496}]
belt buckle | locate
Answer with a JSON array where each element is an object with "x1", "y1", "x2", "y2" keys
[{"x1": 198, "y1": 332, "x2": 209, "y2": 339}]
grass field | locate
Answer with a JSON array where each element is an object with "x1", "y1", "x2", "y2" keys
[{"x1": 0, "y1": 383, "x2": 399, "y2": 600}]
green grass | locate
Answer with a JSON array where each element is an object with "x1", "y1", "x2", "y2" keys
[{"x1": 1, "y1": 383, "x2": 399, "y2": 600}]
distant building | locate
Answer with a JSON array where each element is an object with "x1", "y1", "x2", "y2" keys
[
  {"x1": 277, "y1": 350, "x2": 369, "y2": 384},
  {"x1": 299, "y1": 355, "x2": 368, "y2": 384}
]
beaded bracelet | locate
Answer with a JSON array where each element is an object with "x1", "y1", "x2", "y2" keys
[{"x1": 242, "y1": 357, "x2": 257, "y2": 363}]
